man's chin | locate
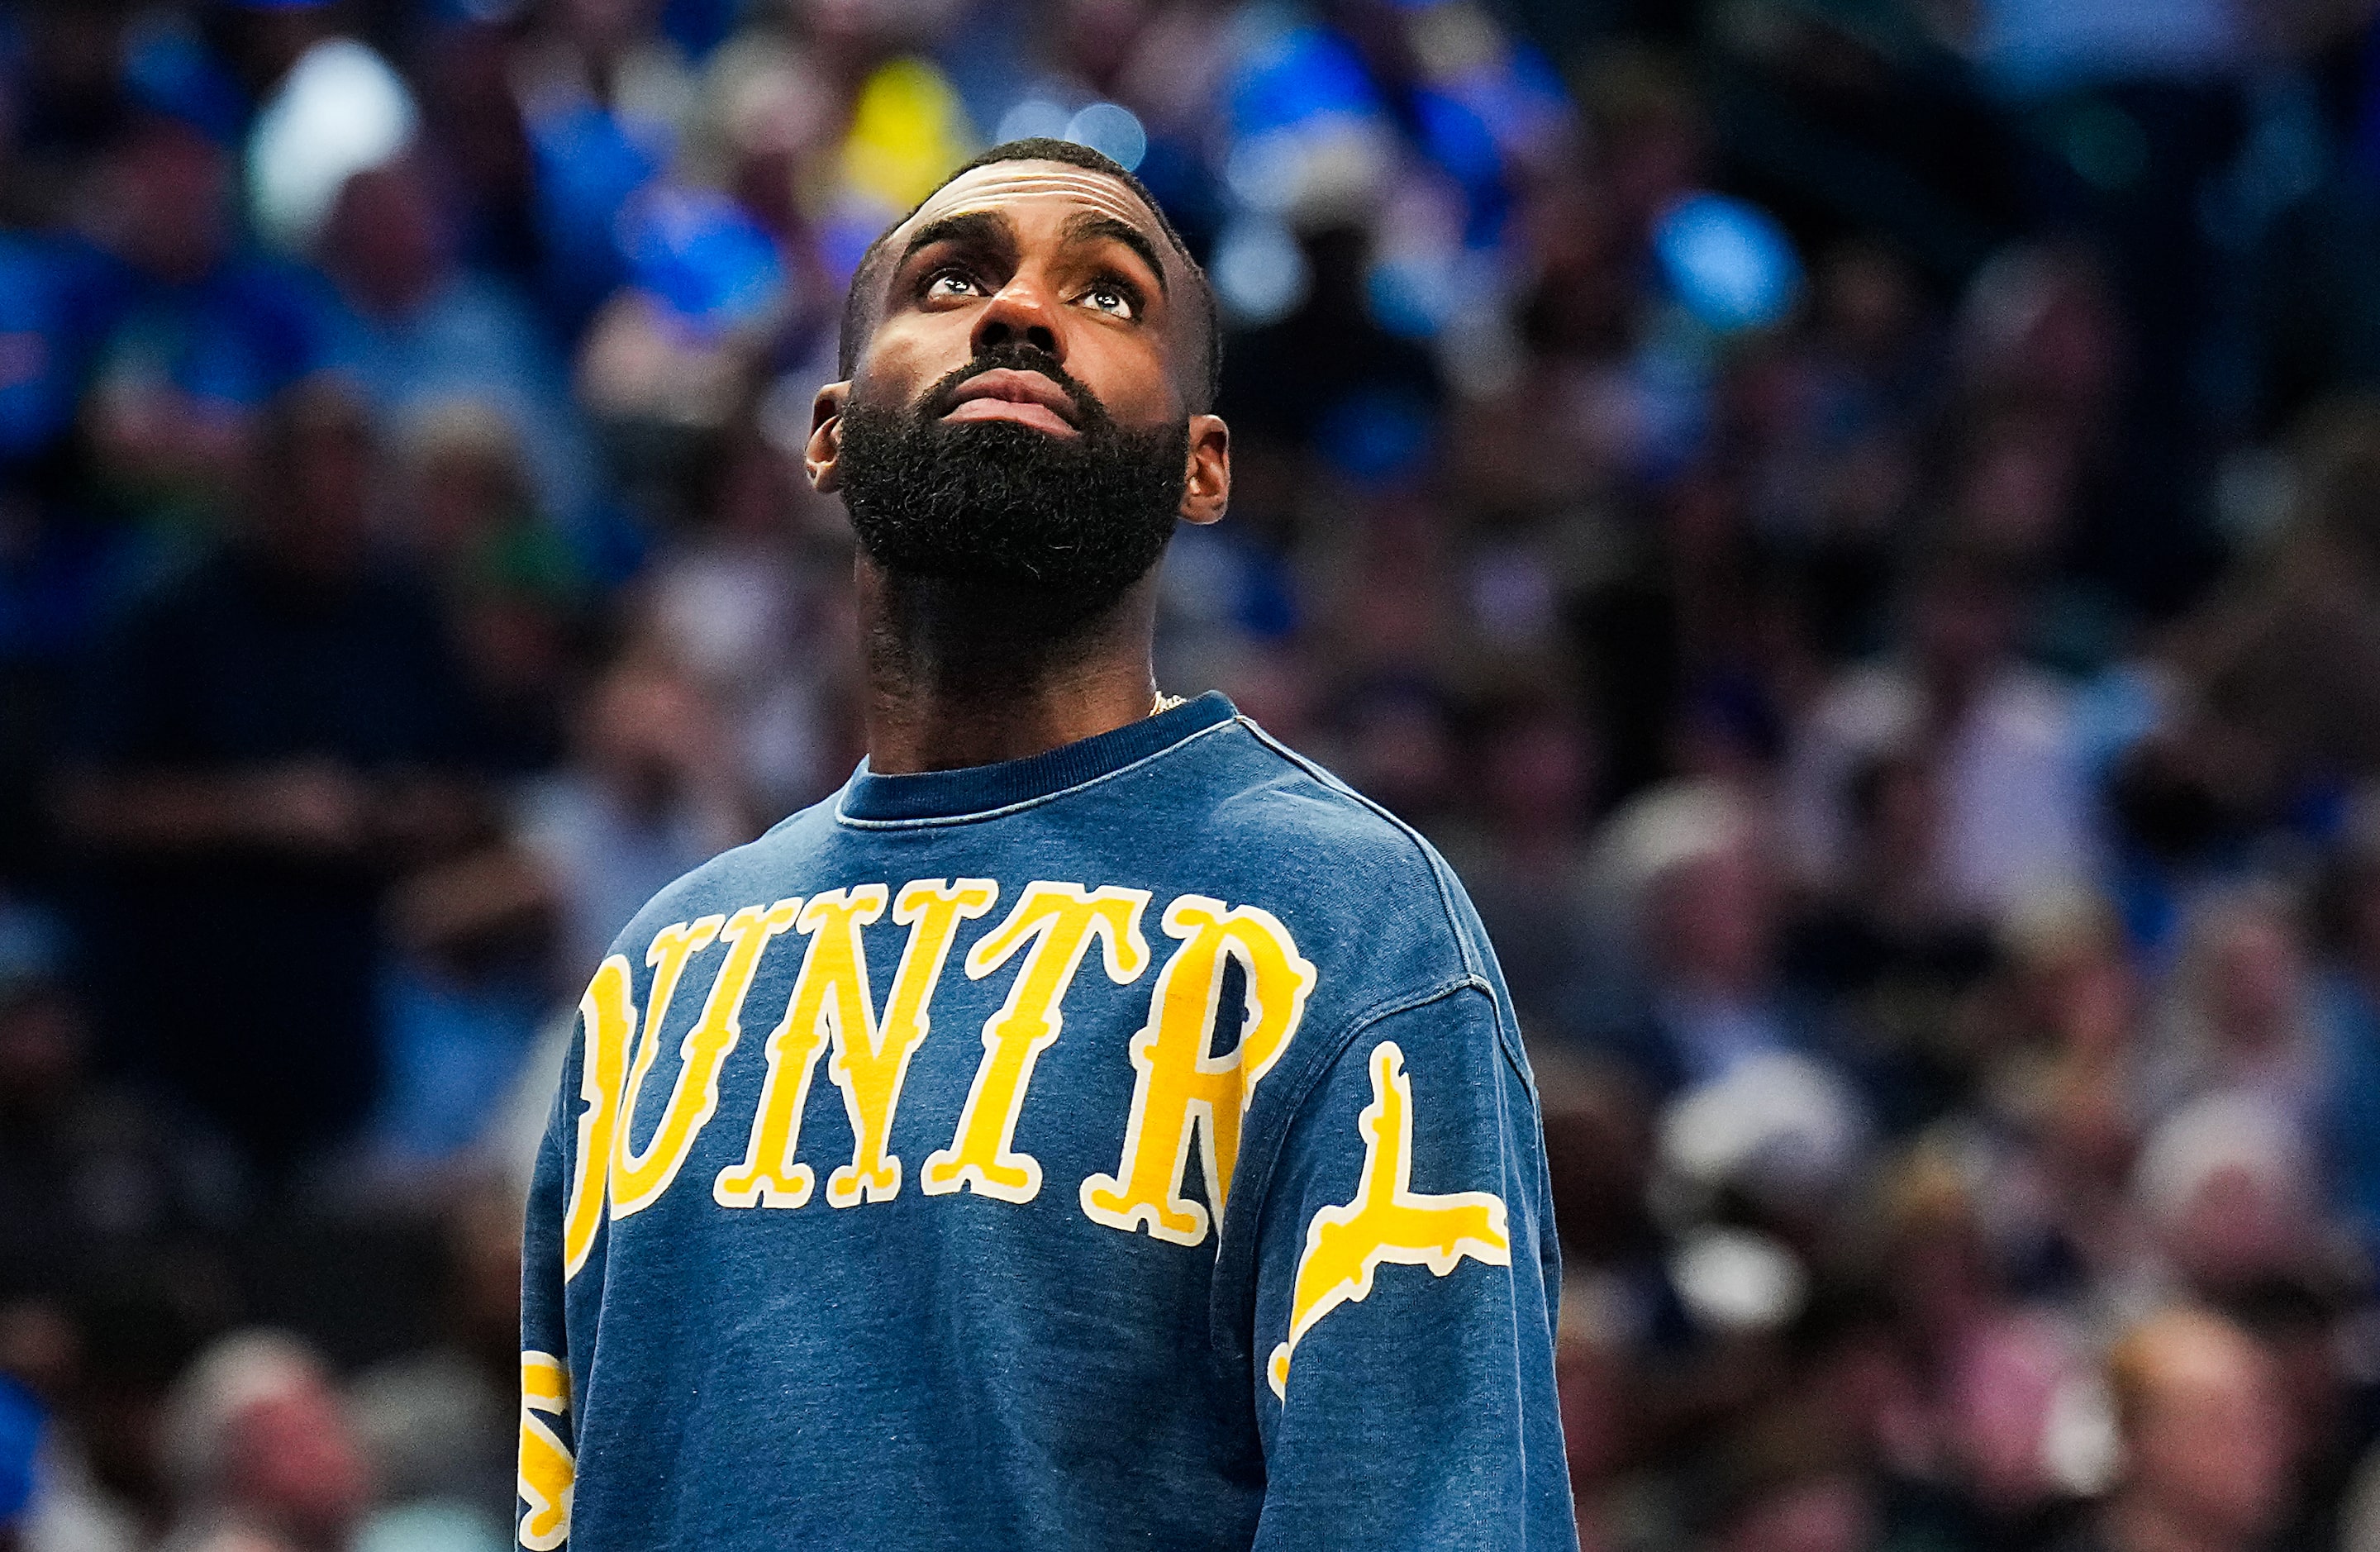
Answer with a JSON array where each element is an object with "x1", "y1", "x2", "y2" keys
[{"x1": 837, "y1": 395, "x2": 1188, "y2": 610}]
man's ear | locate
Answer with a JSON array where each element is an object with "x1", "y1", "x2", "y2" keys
[
  {"x1": 806, "y1": 382, "x2": 850, "y2": 493},
  {"x1": 1178, "y1": 413, "x2": 1230, "y2": 526}
]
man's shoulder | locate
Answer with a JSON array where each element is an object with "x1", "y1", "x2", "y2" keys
[
  {"x1": 1178, "y1": 717, "x2": 1443, "y2": 867},
  {"x1": 693, "y1": 722, "x2": 1459, "y2": 900},
  {"x1": 594, "y1": 723, "x2": 1492, "y2": 987},
  {"x1": 1164, "y1": 719, "x2": 1494, "y2": 983}
]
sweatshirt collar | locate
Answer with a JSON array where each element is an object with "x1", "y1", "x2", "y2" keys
[{"x1": 837, "y1": 691, "x2": 1237, "y2": 824}]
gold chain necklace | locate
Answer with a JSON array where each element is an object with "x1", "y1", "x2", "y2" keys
[{"x1": 1150, "y1": 690, "x2": 1185, "y2": 716}]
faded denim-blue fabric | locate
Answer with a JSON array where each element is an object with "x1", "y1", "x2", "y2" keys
[{"x1": 518, "y1": 693, "x2": 1573, "y2": 1550}]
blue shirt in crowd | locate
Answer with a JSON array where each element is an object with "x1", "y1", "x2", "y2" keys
[{"x1": 519, "y1": 692, "x2": 1573, "y2": 1550}]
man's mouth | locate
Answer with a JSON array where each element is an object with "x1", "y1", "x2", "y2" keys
[{"x1": 939, "y1": 369, "x2": 1081, "y2": 437}]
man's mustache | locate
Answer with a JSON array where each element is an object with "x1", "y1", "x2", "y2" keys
[{"x1": 916, "y1": 346, "x2": 1109, "y2": 428}]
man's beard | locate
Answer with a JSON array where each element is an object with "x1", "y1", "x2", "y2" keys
[{"x1": 837, "y1": 346, "x2": 1189, "y2": 612}]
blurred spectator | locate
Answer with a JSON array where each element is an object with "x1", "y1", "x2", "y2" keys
[
  {"x1": 1784, "y1": 547, "x2": 2096, "y2": 921},
  {"x1": 2185, "y1": 400, "x2": 2380, "y2": 807},
  {"x1": 1590, "y1": 781, "x2": 1869, "y2": 1115},
  {"x1": 2134, "y1": 1093, "x2": 2325, "y2": 1305},
  {"x1": 633, "y1": 412, "x2": 852, "y2": 818},
  {"x1": 514, "y1": 649, "x2": 754, "y2": 989},
  {"x1": 369, "y1": 855, "x2": 556, "y2": 1188},
  {"x1": 2057, "y1": 1309, "x2": 2295, "y2": 1552},
  {"x1": 58, "y1": 381, "x2": 494, "y2": 1187},
  {"x1": 310, "y1": 159, "x2": 607, "y2": 566},
  {"x1": 393, "y1": 404, "x2": 588, "y2": 774},
  {"x1": 31, "y1": 1261, "x2": 239, "y2": 1550},
  {"x1": 155, "y1": 1332, "x2": 367, "y2": 1552},
  {"x1": 1698, "y1": 1431, "x2": 1874, "y2": 1552},
  {"x1": 0, "y1": 899, "x2": 212, "y2": 1303},
  {"x1": 2141, "y1": 888, "x2": 2325, "y2": 1127},
  {"x1": 76, "y1": 116, "x2": 317, "y2": 526},
  {"x1": 512, "y1": 0, "x2": 695, "y2": 336},
  {"x1": 410, "y1": 22, "x2": 540, "y2": 286},
  {"x1": 1439, "y1": 691, "x2": 1604, "y2": 1048},
  {"x1": 1975, "y1": 890, "x2": 2149, "y2": 1305},
  {"x1": 1861, "y1": 1150, "x2": 2090, "y2": 1552},
  {"x1": 2221, "y1": 1278, "x2": 2378, "y2": 1552},
  {"x1": 1784, "y1": 750, "x2": 2000, "y2": 1126},
  {"x1": 345, "y1": 1188, "x2": 520, "y2": 1547}
]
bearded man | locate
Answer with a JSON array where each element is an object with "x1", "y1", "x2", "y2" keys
[{"x1": 518, "y1": 139, "x2": 1573, "y2": 1550}]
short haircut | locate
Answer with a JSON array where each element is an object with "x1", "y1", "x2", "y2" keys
[{"x1": 835, "y1": 137, "x2": 1221, "y2": 412}]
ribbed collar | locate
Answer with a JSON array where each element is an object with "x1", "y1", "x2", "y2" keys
[{"x1": 836, "y1": 691, "x2": 1238, "y2": 824}]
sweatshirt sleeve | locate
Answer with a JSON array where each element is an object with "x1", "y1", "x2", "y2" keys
[
  {"x1": 517, "y1": 1035, "x2": 581, "y2": 1551},
  {"x1": 1250, "y1": 985, "x2": 1573, "y2": 1550}
]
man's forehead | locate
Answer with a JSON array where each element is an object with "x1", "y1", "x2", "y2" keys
[{"x1": 892, "y1": 160, "x2": 1166, "y2": 253}]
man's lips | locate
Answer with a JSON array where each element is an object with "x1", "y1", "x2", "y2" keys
[{"x1": 940, "y1": 369, "x2": 1080, "y2": 436}]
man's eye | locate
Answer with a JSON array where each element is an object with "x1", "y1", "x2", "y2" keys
[
  {"x1": 1084, "y1": 284, "x2": 1135, "y2": 318},
  {"x1": 925, "y1": 269, "x2": 980, "y2": 299}
]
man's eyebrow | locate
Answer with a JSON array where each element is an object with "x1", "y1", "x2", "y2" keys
[
  {"x1": 895, "y1": 208, "x2": 1016, "y2": 271},
  {"x1": 1061, "y1": 211, "x2": 1169, "y2": 297}
]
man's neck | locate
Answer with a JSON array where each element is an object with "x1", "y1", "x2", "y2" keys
[{"x1": 858, "y1": 560, "x2": 1161, "y2": 774}]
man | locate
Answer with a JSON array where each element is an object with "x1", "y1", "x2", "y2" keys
[{"x1": 518, "y1": 138, "x2": 1572, "y2": 1549}]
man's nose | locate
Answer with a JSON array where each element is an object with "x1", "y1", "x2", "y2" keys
[{"x1": 971, "y1": 275, "x2": 1062, "y2": 360}]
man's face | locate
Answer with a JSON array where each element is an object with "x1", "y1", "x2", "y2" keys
[{"x1": 810, "y1": 159, "x2": 1227, "y2": 605}]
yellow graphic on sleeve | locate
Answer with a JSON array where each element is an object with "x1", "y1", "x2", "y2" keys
[
  {"x1": 1081, "y1": 897, "x2": 1317, "y2": 1245},
  {"x1": 921, "y1": 882, "x2": 1152, "y2": 1203},
  {"x1": 612, "y1": 902, "x2": 802, "y2": 1221},
  {"x1": 1264, "y1": 1041, "x2": 1511, "y2": 1400},
  {"x1": 714, "y1": 887, "x2": 888, "y2": 1209},
  {"x1": 561, "y1": 955, "x2": 636, "y2": 1281},
  {"x1": 517, "y1": 1350, "x2": 574, "y2": 1551},
  {"x1": 826, "y1": 878, "x2": 999, "y2": 1208}
]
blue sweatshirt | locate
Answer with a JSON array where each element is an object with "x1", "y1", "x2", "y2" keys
[{"x1": 518, "y1": 693, "x2": 1573, "y2": 1550}]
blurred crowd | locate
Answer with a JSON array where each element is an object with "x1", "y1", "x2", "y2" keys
[{"x1": 14, "y1": 0, "x2": 2380, "y2": 1547}]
